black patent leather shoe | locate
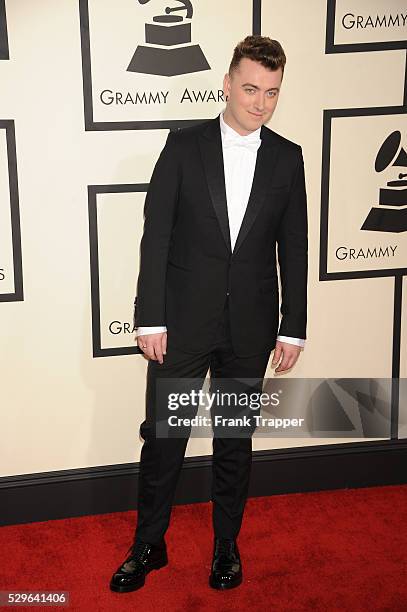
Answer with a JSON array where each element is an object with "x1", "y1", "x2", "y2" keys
[
  {"x1": 209, "y1": 538, "x2": 242, "y2": 590},
  {"x1": 110, "y1": 539, "x2": 168, "y2": 593}
]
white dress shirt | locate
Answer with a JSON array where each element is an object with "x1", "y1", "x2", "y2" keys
[{"x1": 137, "y1": 113, "x2": 305, "y2": 349}]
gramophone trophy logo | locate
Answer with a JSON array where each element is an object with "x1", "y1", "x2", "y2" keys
[
  {"x1": 127, "y1": 0, "x2": 210, "y2": 76},
  {"x1": 80, "y1": 0, "x2": 253, "y2": 127},
  {"x1": 361, "y1": 131, "x2": 407, "y2": 233}
]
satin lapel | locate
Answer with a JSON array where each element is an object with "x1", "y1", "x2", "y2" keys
[
  {"x1": 232, "y1": 134, "x2": 279, "y2": 256},
  {"x1": 198, "y1": 119, "x2": 231, "y2": 252}
]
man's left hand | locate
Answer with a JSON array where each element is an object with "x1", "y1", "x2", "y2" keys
[{"x1": 271, "y1": 341, "x2": 302, "y2": 374}]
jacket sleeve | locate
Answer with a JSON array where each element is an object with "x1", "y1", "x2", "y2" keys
[
  {"x1": 276, "y1": 146, "x2": 308, "y2": 339},
  {"x1": 134, "y1": 130, "x2": 180, "y2": 327}
]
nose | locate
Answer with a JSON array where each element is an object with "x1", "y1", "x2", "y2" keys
[{"x1": 254, "y1": 92, "x2": 265, "y2": 112}]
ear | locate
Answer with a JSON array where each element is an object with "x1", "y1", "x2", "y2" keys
[{"x1": 223, "y1": 73, "x2": 231, "y2": 99}]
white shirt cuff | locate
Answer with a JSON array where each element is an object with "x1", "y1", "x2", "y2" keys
[
  {"x1": 136, "y1": 326, "x2": 167, "y2": 337},
  {"x1": 277, "y1": 335, "x2": 305, "y2": 348}
]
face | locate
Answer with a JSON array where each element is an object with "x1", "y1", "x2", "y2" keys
[{"x1": 223, "y1": 57, "x2": 283, "y2": 135}]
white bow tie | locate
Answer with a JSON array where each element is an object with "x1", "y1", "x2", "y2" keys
[{"x1": 222, "y1": 131, "x2": 261, "y2": 153}]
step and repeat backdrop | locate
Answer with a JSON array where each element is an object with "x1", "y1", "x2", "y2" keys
[{"x1": 0, "y1": 0, "x2": 406, "y2": 476}]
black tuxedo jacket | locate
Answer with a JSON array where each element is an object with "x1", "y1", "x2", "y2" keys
[{"x1": 134, "y1": 116, "x2": 308, "y2": 357}]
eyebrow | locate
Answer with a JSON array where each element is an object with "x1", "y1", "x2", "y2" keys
[{"x1": 241, "y1": 82, "x2": 280, "y2": 92}]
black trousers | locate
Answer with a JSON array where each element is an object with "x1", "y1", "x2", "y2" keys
[{"x1": 134, "y1": 302, "x2": 271, "y2": 544}]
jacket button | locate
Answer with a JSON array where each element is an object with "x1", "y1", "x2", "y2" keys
[{"x1": 226, "y1": 292, "x2": 230, "y2": 296}]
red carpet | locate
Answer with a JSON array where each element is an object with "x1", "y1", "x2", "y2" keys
[{"x1": 1, "y1": 485, "x2": 407, "y2": 611}]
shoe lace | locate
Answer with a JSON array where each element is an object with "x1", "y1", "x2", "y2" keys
[
  {"x1": 216, "y1": 538, "x2": 235, "y2": 558},
  {"x1": 127, "y1": 540, "x2": 151, "y2": 564}
]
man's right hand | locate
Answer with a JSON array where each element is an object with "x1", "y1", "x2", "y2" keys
[{"x1": 136, "y1": 332, "x2": 167, "y2": 364}]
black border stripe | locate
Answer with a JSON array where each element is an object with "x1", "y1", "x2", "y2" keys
[
  {"x1": 0, "y1": 0, "x2": 8, "y2": 60},
  {"x1": 88, "y1": 185, "x2": 100, "y2": 357},
  {"x1": 404, "y1": 49, "x2": 407, "y2": 108},
  {"x1": 323, "y1": 106, "x2": 405, "y2": 118},
  {"x1": 78, "y1": 0, "x2": 93, "y2": 130},
  {"x1": 391, "y1": 275, "x2": 403, "y2": 439},
  {"x1": 319, "y1": 110, "x2": 331, "y2": 281},
  {"x1": 253, "y1": 0, "x2": 261, "y2": 35},
  {"x1": 0, "y1": 120, "x2": 23, "y2": 302},
  {"x1": 325, "y1": 0, "x2": 336, "y2": 54},
  {"x1": 328, "y1": 41, "x2": 407, "y2": 54}
]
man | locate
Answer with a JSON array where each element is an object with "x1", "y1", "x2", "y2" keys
[{"x1": 110, "y1": 35, "x2": 307, "y2": 593}]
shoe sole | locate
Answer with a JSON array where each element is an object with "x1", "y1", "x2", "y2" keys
[
  {"x1": 209, "y1": 575, "x2": 243, "y2": 590},
  {"x1": 110, "y1": 557, "x2": 168, "y2": 593}
]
